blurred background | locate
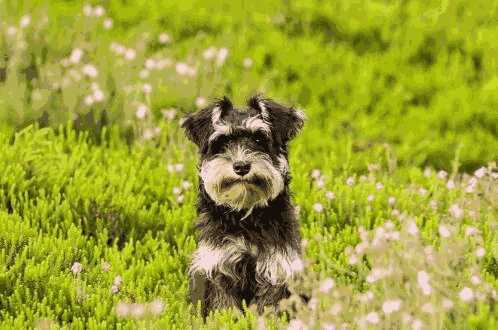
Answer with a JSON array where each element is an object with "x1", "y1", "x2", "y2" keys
[{"x1": 0, "y1": 0, "x2": 497, "y2": 169}]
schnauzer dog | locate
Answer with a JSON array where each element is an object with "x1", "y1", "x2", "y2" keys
[{"x1": 182, "y1": 95, "x2": 305, "y2": 316}]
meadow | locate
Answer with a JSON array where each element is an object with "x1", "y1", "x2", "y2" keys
[{"x1": 0, "y1": 0, "x2": 497, "y2": 329}]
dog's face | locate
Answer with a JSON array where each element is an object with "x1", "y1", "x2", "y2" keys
[{"x1": 182, "y1": 95, "x2": 304, "y2": 211}]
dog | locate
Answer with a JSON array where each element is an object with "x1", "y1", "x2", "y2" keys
[{"x1": 182, "y1": 95, "x2": 305, "y2": 316}]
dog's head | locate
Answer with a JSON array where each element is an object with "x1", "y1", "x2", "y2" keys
[{"x1": 182, "y1": 95, "x2": 305, "y2": 211}]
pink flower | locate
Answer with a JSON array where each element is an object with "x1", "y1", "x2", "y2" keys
[
  {"x1": 438, "y1": 225, "x2": 451, "y2": 238},
  {"x1": 313, "y1": 203, "x2": 324, "y2": 213},
  {"x1": 459, "y1": 287, "x2": 474, "y2": 302},
  {"x1": 103, "y1": 18, "x2": 113, "y2": 29},
  {"x1": 71, "y1": 262, "x2": 83, "y2": 274},
  {"x1": 417, "y1": 271, "x2": 432, "y2": 295},
  {"x1": 325, "y1": 191, "x2": 335, "y2": 200},
  {"x1": 319, "y1": 278, "x2": 335, "y2": 293},
  {"x1": 382, "y1": 299, "x2": 402, "y2": 314},
  {"x1": 449, "y1": 204, "x2": 463, "y2": 219},
  {"x1": 158, "y1": 32, "x2": 171, "y2": 44}
]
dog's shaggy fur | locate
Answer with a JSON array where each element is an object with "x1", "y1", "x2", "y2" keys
[{"x1": 182, "y1": 95, "x2": 305, "y2": 316}]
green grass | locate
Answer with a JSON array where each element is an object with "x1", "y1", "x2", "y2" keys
[{"x1": 0, "y1": 0, "x2": 497, "y2": 329}]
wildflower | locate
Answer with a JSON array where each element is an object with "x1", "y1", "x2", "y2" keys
[
  {"x1": 311, "y1": 169, "x2": 321, "y2": 179},
  {"x1": 130, "y1": 303, "x2": 146, "y2": 318},
  {"x1": 136, "y1": 104, "x2": 148, "y2": 119},
  {"x1": 438, "y1": 225, "x2": 451, "y2": 238},
  {"x1": 124, "y1": 48, "x2": 136, "y2": 61},
  {"x1": 103, "y1": 18, "x2": 113, "y2": 29},
  {"x1": 71, "y1": 262, "x2": 83, "y2": 274},
  {"x1": 459, "y1": 287, "x2": 474, "y2": 302},
  {"x1": 421, "y1": 302, "x2": 435, "y2": 314},
  {"x1": 391, "y1": 209, "x2": 400, "y2": 217},
  {"x1": 116, "y1": 302, "x2": 130, "y2": 317},
  {"x1": 111, "y1": 284, "x2": 120, "y2": 294},
  {"x1": 449, "y1": 204, "x2": 463, "y2": 219},
  {"x1": 20, "y1": 15, "x2": 31, "y2": 28},
  {"x1": 387, "y1": 197, "x2": 396, "y2": 206},
  {"x1": 417, "y1": 271, "x2": 432, "y2": 295},
  {"x1": 355, "y1": 241, "x2": 368, "y2": 254},
  {"x1": 83, "y1": 4, "x2": 93, "y2": 16},
  {"x1": 93, "y1": 89, "x2": 104, "y2": 102},
  {"x1": 93, "y1": 5, "x2": 105, "y2": 17},
  {"x1": 325, "y1": 191, "x2": 335, "y2": 200},
  {"x1": 382, "y1": 299, "x2": 402, "y2": 314},
  {"x1": 359, "y1": 291, "x2": 374, "y2": 302},
  {"x1": 376, "y1": 182, "x2": 384, "y2": 190},
  {"x1": 203, "y1": 47, "x2": 217, "y2": 60},
  {"x1": 82, "y1": 64, "x2": 98, "y2": 78},
  {"x1": 465, "y1": 226, "x2": 479, "y2": 236},
  {"x1": 175, "y1": 62, "x2": 189, "y2": 75},
  {"x1": 471, "y1": 275, "x2": 481, "y2": 285},
  {"x1": 418, "y1": 187, "x2": 427, "y2": 196},
  {"x1": 243, "y1": 57, "x2": 253, "y2": 68},
  {"x1": 287, "y1": 319, "x2": 308, "y2": 330},
  {"x1": 322, "y1": 323, "x2": 336, "y2": 330},
  {"x1": 437, "y1": 170, "x2": 448, "y2": 180},
  {"x1": 139, "y1": 69, "x2": 150, "y2": 79},
  {"x1": 412, "y1": 319, "x2": 423, "y2": 330},
  {"x1": 313, "y1": 203, "x2": 324, "y2": 213},
  {"x1": 406, "y1": 221, "x2": 419, "y2": 236},
  {"x1": 368, "y1": 163, "x2": 380, "y2": 172},
  {"x1": 216, "y1": 47, "x2": 229, "y2": 66},
  {"x1": 329, "y1": 303, "x2": 342, "y2": 316},
  {"x1": 475, "y1": 247, "x2": 485, "y2": 258},
  {"x1": 442, "y1": 298, "x2": 454, "y2": 310},
  {"x1": 446, "y1": 179, "x2": 455, "y2": 190},
  {"x1": 149, "y1": 299, "x2": 165, "y2": 315},
  {"x1": 319, "y1": 278, "x2": 335, "y2": 293},
  {"x1": 346, "y1": 177, "x2": 355, "y2": 186},
  {"x1": 474, "y1": 167, "x2": 486, "y2": 178},
  {"x1": 195, "y1": 97, "x2": 207, "y2": 108},
  {"x1": 113, "y1": 275, "x2": 123, "y2": 287},
  {"x1": 7, "y1": 26, "x2": 17, "y2": 36},
  {"x1": 359, "y1": 175, "x2": 367, "y2": 182},
  {"x1": 181, "y1": 181, "x2": 192, "y2": 189},
  {"x1": 142, "y1": 83, "x2": 152, "y2": 94},
  {"x1": 145, "y1": 58, "x2": 156, "y2": 70},
  {"x1": 69, "y1": 48, "x2": 83, "y2": 64},
  {"x1": 176, "y1": 195, "x2": 185, "y2": 204},
  {"x1": 161, "y1": 108, "x2": 177, "y2": 120},
  {"x1": 158, "y1": 32, "x2": 171, "y2": 44},
  {"x1": 367, "y1": 194, "x2": 374, "y2": 202},
  {"x1": 172, "y1": 187, "x2": 182, "y2": 195},
  {"x1": 348, "y1": 253, "x2": 359, "y2": 265},
  {"x1": 365, "y1": 312, "x2": 379, "y2": 324},
  {"x1": 156, "y1": 58, "x2": 172, "y2": 69},
  {"x1": 84, "y1": 95, "x2": 95, "y2": 106},
  {"x1": 101, "y1": 261, "x2": 111, "y2": 272}
]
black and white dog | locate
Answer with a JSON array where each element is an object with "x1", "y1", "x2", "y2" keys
[{"x1": 182, "y1": 95, "x2": 305, "y2": 316}]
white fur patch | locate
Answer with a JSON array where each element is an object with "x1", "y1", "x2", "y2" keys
[
  {"x1": 256, "y1": 247, "x2": 303, "y2": 285},
  {"x1": 243, "y1": 115, "x2": 271, "y2": 136},
  {"x1": 209, "y1": 106, "x2": 232, "y2": 143},
  {"x1": 277, "y1": 154, "x2": 288, "y2": 174},
  {"x1": 257, "y1": 100, "x2": 270, "y2": 122}
]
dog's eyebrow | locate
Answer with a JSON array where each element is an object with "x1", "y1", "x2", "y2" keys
[{"x1": 243, "y1": 114, "x2": 271, "y2": 136}]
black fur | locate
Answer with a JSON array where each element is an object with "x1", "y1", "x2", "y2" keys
[{"x1": 183, "y1": 95, "x2": 304, "y2": 316}]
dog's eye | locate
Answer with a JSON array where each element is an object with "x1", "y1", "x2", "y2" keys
[{"x1": 253, "y1": 132, "x2": 268, "y2": 146}]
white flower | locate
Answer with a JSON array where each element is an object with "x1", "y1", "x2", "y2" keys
[
  {"x1": 69, "y1": 48, "x2": 83, "y2": 64},
  {"x1": 406, "y1": 221, "x2": 419, "y2": 236},
  {"x1": 172, "y1": 187, "x2": 182, "y2": 195},
  {"x1": 176, "y1": 195, "x2": 185, "y2": 204},
  {"x1": 93, "y1": 89, "x2": 105, "y2": 102},
  {"x1": 376, "y1": 182, "x2": 384, "y2": 190},
  {"x1": 311, "y1": 169, "x2": 321, "y2": 179},
  {"x1": 365, "y1": 312, "x2": 379, "y2": 324},
  {"x1": 465, "y1": 226, "x2": 479, "y2": 236},
  {"x1": 325, "y1": 191, "x2": 335, "y2": 200},
  {"x1": 459, "y1": 287, "x2": 474, "y2": 302},
  {"x1": 130, "y1": 303, "x2": 145, "y2": 318},
  {"x1": 216, "y1": 47, "x2": 229, "y2": 66},
  {"x1": 116, "y1": 302, "x2": 130, "y2": 317},
  {"x1": 101, "y1": 261, "x2": 111, "y2": 272},
  {"x1": 417, "y1": 271, "x2": 432, "y2": 295},
  {"x1": 124, "y1": 48, "x2": 136, "y2": 61},
  {"x1": 103, "y1": 18, "x2": 113, "y2": 29},
  {"x1": 145, "y1": 58, "x2": 156, "y2": 70},
  {"x1": 329, "y1": 303, "x2": 342, "y2": 316},
  {"x1": 359, "y1": 291, "x2": 374, "y2": 302},
  {"x1": 322, "y1": 323, "x2": 336, "y2": 330},
  {"x1": 149, "y1": 299, "x2": 165, "y2": 315},
  {"x1": 136, "y1": 104, "x2": 149, "y2": 119},
  {"x1": 142, "y1": 83, "x2": 152, "y2": 94},
  {"x1": 158, "y1": 32, "x2": 171, "y2": 44},
  {"x1": 139, "y1": 69, "x2": 150, "y2": 79},
  {"x1": 348, "y1": 254, "x2": 359, "y2": 265},
  {"x1": 476, "y1": 247, "x2": 485, "y2": 258},
  {"x1": 181, "y1": 180, "x2": 192, "y2": 189},
  {"x1": 471, "y1": 275, "x2": 481, "y2": 285},
  {"x1": 287, "y1": 319, "x2": 308, "y2": 330},
  {"x1": 449, "y1": 204, "x2": 463, "y2": 219},
  {"x1": 83, "y1": 4, "x2": 93, "y2": 16},
  {"x1": 319, "y1": 278, "x2": 335, "y2": 293},
  {"x1": 412, "y1": 319, "x2": 423, "y2": 330},
  {"x1": 7, "y1": 26, "x2": 17, "y2": 36},
  {"x1": 113, "y1": 275, "x2": 123, "y2": 287},
  {"x1": 243, "y1": 57, "x2": 253, "y2": 68},
  {"x1": 438, "y1": 225, "x2": 451, "y2": 238},
  {"x1": 20, "y1": 15, "x2": 31, "y2": 28},
  {"x1": 346, "y1": 177, "x2": 355, "y2": 186},
  {"x1": 93, "y1": 5, "x2": 105, "y2": 17},
  {"x1": 421, "y1": 302, "x2": 435, "y2": 314},
  {"x1": 111, "y1": 284, "x2": 120, "y2": 294},
  {"x1": 195, "y1": 97, "x2": 207, "y2": 108},
  {"x1": 442, "y1": 298, "x2": 454, "y2": 310},
  {"x1": 175, "y1": 62, "x2": 189, "y2": 75},
  {"x1": 437, "y1": 170, "x2": 448, "y2": 179},
  {"x1": 367, "y1": 194, "x2": 374, "y2": 202},
  {"x1": 161, "y1": 108, "x2": 177, "y2": 120},
  {"x1": 446, "y1": 179, "x2": 455, "y2": 190},
  {"x1": 71, "y1": 262, "x2": 83, "y2": 274},
  {"x1": 203, "y1": 47, "x2": 217, "y2": 60},
  {"x1": 474, "y1": 167, "x2": 486, "y2": 178},
  {"x1": 313, "y1": 203, "x2": 324, "y2": 213},
  {"x1": 382, "y1": 299, "x2": 402, "y2": 314},
  {"x1": 82, "y1": 64, "x2": 98, "y2": 78},
  {"x1": 84, "y1": 95, "x2": 95, "y2": 106},
  {"x1": 388, "y1": 196, "x2": 396, "y2": 205}
]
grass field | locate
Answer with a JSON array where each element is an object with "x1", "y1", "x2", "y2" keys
[{"x1": 0, "y1": 1, "x2": 497, "y2": 329}]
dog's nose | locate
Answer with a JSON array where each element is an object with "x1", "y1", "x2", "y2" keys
[{"x1": 233, "y1": 161, "x2": 251, "y2": 176}]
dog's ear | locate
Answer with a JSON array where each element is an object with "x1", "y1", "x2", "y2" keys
[
  {"x1": 181, "y1": 97, "x2": 233, "y2": 149},
  {"x1": 248, "y1": 95, "x2": 305, "y2": 145}
]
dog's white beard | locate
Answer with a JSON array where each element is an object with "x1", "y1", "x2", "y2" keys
[{"x1": 200, "y1": 156, "x2": 284, "y2": 211}]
